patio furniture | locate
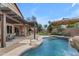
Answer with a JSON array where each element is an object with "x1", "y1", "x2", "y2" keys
[{"x1": 6, "y1": 33, "x2": 16, "y2": 41}]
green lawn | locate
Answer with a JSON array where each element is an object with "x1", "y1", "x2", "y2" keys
[{"x1": 38, "y1": 32, "x2": 48, "y2": 35}]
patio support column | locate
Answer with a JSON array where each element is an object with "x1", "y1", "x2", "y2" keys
[
  {"x1": 12, "y1": 25, "x2": 14, "y2": 34},
  {"x1": 1, "y1": 13, "x2": 6, "y2": 48},
  {"x1": 34, "y1": 22, "x2": 36, "y2": 39},
  {"x1": 26, "y1": 24, "x2": 29, "y2": 36},
  {"x1": 24, "y1": 25, "x2": 27, "y2": 36}
]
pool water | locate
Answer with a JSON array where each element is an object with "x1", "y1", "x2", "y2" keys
[{"x1": 21, "y1": 37, "x2": 79, "y2": 56}]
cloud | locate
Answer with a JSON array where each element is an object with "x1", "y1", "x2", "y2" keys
[
  {"x1": 31, "y1": 7, "x2": 38, "y2": 17},
  {"x1": 71, "y1": 3, "x2": 76, "y2": 7}
]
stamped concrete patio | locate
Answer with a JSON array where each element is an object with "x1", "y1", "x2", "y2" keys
[{"x1": 0, "y1": 35, "x2": 43, "y2": 56}]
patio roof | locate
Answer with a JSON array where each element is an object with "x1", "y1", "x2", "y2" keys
[{"x1": 0, "y1": 3, "x2": 27, "y2": 24}]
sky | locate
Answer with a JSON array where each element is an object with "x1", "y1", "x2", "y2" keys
[{"x1": 17, "y1": 3, "x2": 79, "y2": 25}]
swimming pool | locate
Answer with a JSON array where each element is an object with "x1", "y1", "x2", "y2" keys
[{"x1": 21, "y1": 37, "x2": 79, "y2": 56}]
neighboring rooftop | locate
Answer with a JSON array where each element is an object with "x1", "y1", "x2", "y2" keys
[{"x1": 51, "y1": 17, "x2": 79, "y2": 26}]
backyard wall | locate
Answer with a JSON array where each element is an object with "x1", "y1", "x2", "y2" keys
[{"x1": 63, "y1": 28, "x2": 79, "y2": 36}]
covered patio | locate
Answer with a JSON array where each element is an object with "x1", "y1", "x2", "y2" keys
[{"x1": 0, "y1": 3, "x2": 28, "y2": 48}]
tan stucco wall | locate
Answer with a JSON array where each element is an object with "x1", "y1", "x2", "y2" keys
[
  {"x1": 0, "y1": 21, "x2": 27, "y2": 39},
  {"x1": 0, "y1": 21, "x2": 15, "y2": 38}
]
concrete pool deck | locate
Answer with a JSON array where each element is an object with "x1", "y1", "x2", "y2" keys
[
  {"x1": 0, "y1": 35, "x2": 44, "y2": 56},
  {"x1": 0, "y1": 35, "x2": 76, "y2": 56}
]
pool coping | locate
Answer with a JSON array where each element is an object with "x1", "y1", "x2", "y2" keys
[
  {"x1": 20, "y1": 41, "x2": 44, "y2": 56},
  {"x1": 20, "y1": 35, "x2": 74, "y2": 56}
]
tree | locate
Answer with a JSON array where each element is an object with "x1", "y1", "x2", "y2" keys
[
  {"x1": 47, "y1": 24, "x2": 52, "y2": 33},
  {"x1": 48, "y1": 21, "x2": 51, "y2": 24},
  {"x1": 27, "y1": 17, "x2": 31, "y2": 35},
  {"x1": 27, "y1": 17, "x2": 30, "y2": 21},
  {"x1": 37, "y1": 24, "x2": 43, "y2": 32},
  {"x1": 44, "y1": 24, "x2": 47, "y2": 28},
  {"x1": 27, "y1": 16, "x2": 38, "y2": 39},
  {"x1": 31, "y1": 16, "x2": 36, "y2": 39},
  {"x1": 32, "y1": 16, "x2": 36, "y2": 21},
  {"x1": 47, "y1": 21, "x2": 52, "y2": 33},
  {"x1": 44, "y1": 24, "x2": 48, "y2": 31}
]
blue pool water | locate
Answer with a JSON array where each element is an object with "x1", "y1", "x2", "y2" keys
[{"x1": 21, "y1": 37, "x2": 79, "y2": 56}]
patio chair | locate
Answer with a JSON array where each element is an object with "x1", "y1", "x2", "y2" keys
[
  {"x1": 6, "y1": 34, "x2": 10, "y2": 41},
  {"x1": 6, "y1": 33, "x2": 16, "y2": 41}
]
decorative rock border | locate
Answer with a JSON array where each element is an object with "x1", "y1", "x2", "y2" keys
[{"x1": 69, "y1": 36, "x2": 79, "y2": 51}]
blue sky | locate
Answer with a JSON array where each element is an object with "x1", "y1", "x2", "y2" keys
[{"x1": 17, "y1": 3, "x2": 79, "y2": 25}]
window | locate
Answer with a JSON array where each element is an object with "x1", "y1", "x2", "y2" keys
[{"x1": 7, "y1": 26, "x2": 12, "y2": 34}]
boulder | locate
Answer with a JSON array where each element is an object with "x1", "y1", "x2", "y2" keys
[{"x1": 70, "y1": 36, "x2": 79, "y2": 51}]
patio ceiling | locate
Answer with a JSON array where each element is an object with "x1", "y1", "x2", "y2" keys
[{"x1": 0, "y1": 3, "x2": 27, "y2": 24}]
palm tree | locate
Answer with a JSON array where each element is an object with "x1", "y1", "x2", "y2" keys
[
  {"x1": 44, "y1": 24, "x2": 47, "y2": 28},
  {"x1": 27, "y1": 17, "x2": 30, "y2": 22},
  {"x1": 47, "y1": 21, "x2": 52, "y2": 33},
  {"x1": 27, "y1": 17, "x2": 31, "y2": 35},
  {"x1": 31, "y1": 16, "x2": 36, "y2": 39},
  {"x1": 47, "y1": 24, "x2": 52, "y2": 33},
  {"x1": 48, "y1": 21, "x2": 51, "y2": 24}
]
